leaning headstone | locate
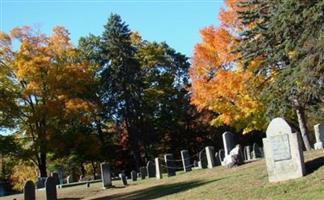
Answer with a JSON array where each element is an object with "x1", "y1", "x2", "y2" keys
[
  {"x1": 100, "y1": 162, "x2": 112, "y2": 188},
  {"x1": 164, "y1": 154, "x2": 176, "y2": 176},
  {"x1": 263, "y1": 118, "x2": 305, "y2": 182},
  {"x1": 252, "y1": 143, "x2": 262, "y2": 159},
  {"x1": 155, "y1": 157, "x2": 163, "y2": 179},
  {"x1": 131, "y1": 170, "x2": 137, "y2": 181},
  {"x1": 314, "y1": 124, "x2": 324, "y2": 150},
  {"x1": 223, "y1": 131, "x2": 236, "y2": 155},
  {"x1": 146, "y1": 161, "x2": 156, "y2": 178},
  {"x1": 45, "y1": 177, "x2": 57, "y2": 200},
  {"x1": 244, "y1": 146, "x2": 252, "y2": 160},
  {"x1": 24, "y1": 180, "x2": 35, "y2": 200},
  {"x1": 50, "y1": 172, "x2": 60, "y2": 185},
  {"x1": 205, "y1": 146, "x2": 216, "y2": 169},
  {"x1": 66, "y1": 175, "x2": 73, "y2": 184},
  {"x1": 198, "y1": 150, "x2": 207, "y2": 169},
  {"x1": 119, "y1": 173, "x2": 127, "y2": 186},
  {"x1": 181, "y1": 150, "x2": 192, "y2": 172},
  {"x1": 140, "y1": 167, "x2": 146, "y2": 179}
]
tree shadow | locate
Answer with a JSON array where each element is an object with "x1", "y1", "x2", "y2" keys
[
  {"x1": 59, "y1": 198, "x2": 81, "y2": 200},
  {"x1": 305, "y1": 156, "x2": 324, "y2": 175},
  {"x1": 93, "y1": 179, "x2": 222, "y2": 200}
]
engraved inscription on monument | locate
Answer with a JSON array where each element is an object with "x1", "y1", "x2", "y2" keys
[{"x1": 271, "y1": 134, "x2": 291, "y2": 162}]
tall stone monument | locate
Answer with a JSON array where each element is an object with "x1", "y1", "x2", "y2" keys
[
  {"x1": 181, "y1": 150, "x2": 192, "y2": 172},
  {"x1": 45, "y1": 177, "x2": 57, "y2": 200},
  {"x1": 263, "y1": 118, "x2": 305, "y2": 182},
  {"x1": 100, "y1": 162, "x2": 112, "y2": 188},
  {"x1": 164, "y1": 154, "x2": 176, "y2": 177},
  {"x1": 155, "y1": 157, "x2": 163, "y2": 179},
  {"x1": 24, "y1": 180, "x2": 35, "y2": 200},
  {"x1": 222, "y1": 131, "x2": 236, "y2": 156},
  {"x1": 205, "y1": 146, "x2": 216, "y2": 169},
  {"x1": 314, "y1": 124, "x2": 324, "y2": 150}
]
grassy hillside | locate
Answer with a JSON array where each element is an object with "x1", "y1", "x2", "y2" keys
[{"x1": 3, "y1": 149, "x2": 324, "y2": 200}]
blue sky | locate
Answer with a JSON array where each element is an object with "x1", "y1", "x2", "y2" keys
[{"x1": 1, "y1": 0, "x2": 224, "y2": 57}]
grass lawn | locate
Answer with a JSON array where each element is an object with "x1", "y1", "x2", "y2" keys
[{"x1": 2, "y1": 149, "x2": 324, "y2": 200}]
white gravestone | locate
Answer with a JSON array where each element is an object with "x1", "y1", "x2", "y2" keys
[
  {"x1": 263, "y1": 118, "x2": 305, "y2": 182},
  {"x1": 155, "y1": 157, "x2": 163, "y2": 179},
  {"x1": 205, "y1": 146, "x2": 216, "y2": 169},
  {"x1": 314, "y1": 124, "x2": 324, "y2": 150}
]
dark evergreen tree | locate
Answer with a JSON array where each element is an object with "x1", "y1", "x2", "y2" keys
[{"x1": 238, "y1": 0, "x2": 324, "y2": 150}]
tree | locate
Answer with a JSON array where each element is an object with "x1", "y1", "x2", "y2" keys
[
  {"x1": 238, "y1": 0, "x2": 324, "y2": 150},
  {"x1": 100, "y1": 14, "x2": 144, "y2": 169},
  {"x1": 189, "y1": 0, "x2": 266, "y2": 134},
  {"x1": 0, "y1": 26, "x2": 96, "y2": 176}
]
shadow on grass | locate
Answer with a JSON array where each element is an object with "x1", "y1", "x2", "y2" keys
[
  {"x1": 93, "y1": 179, "x2": 222, "y2": 200},
  {"x1": 305, "y1": 156, "x2": 324, "y2": 175},
  {"x1": 59, "y1": 198, "x2": 81, "y2": 200}
]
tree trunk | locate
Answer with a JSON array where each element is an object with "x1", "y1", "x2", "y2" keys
[
  {"x1": 80, "y1": 162, "x2": 86, "y2": 177},
  {"x1": 39, "y1": 152, "x2": 47, "y2": 177},
  {"x1": 295, "y1": 106, "x2": 312, "y2": 151}
]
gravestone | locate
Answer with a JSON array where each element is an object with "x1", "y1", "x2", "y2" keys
[
  {"x1": 155, "y1": 157, "x2": 163, "y2": 179},
  {"x1": 198, "y1": 150, "x2": 207, "y2": 169},
  {"x1": 100, "y1": 162, "x2": 112, "y2": 188},
  {"x1": 36, "y1": 177, "x2": 46, "y2": 189},
  {"x1": 252, "y1": 143, "x2": 262, "y2": 159},
  {"x1": 193, "y1": 160, "x2": 198, "y2": 167},
  {"x1": 244, "y1": 146, "x2": 252, "y2": 160},
  {"x1": 131, "y1": 170, "x2": 137, "y2": 181},
  {"x1": 50, "y1": 172, "x2": 60, "y2": 185},
  {"x1": 66, "y1": 175, "x2": 73, "y2": 184},
  {"x1": 223, "y1": 144, "x2": 243, "y2": 168},
  {"x1": 119, "y1": 173, "x2": 127, "y2": 186},
  {"x1": 218, "y1": 149, "x2": 225, "y2": 162},
  {"x1": 214, "y1": 152, "x2": 221, "y2": 166},
  {"x1": 223, "y1": 131, "x2": 236, "y2": 155},
  {"x1": 263, "y1": 118, "x2": 305, "y2": 182},
  {"x1": 45, "y1": 177, "x2": 57, "y2": 200},
  {"x1": 164, "y1": 154, "x2": 176, "y2": 176},
  {"x1": 79, "y1": 175, "x2": 84, "y2": 182},
  {"x1": 205, "y1": 146, "x2": 216, "y2": 168},
  {"x1": 56, "y1": 167, "x2": 64, "y2": 185},
  {"x1": 24, "y1": 180, "x2": 35, "y2": 200},
  {"x1": 140, "y1": 167, "x2": 147, "y2": 179},
  {"x1": 146, "y1": 161, "x2": 156, "y2": 178},
  {"x1": 181, "y1": 150, "x2": 192, "y2": 172},
  {"x1": 314, "y1": 124, "x2": 324, "y2": 149}
]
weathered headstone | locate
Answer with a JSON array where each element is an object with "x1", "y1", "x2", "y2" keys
[
  {"x1": 119, "y1": 173, "x2": 127, "y2": 186},
  {"x1": 146, "y1": 161, "x2": 156, "y2": 178},
  {"x1": 164, "y1": 154, "x2": 176, "y2": 176},
  {"x1": 100, "y1": 162, "x2": 112, "y2": 188},
  {"x1": 140, "y1": 167, "x2": 146, "y2": 179},
  {"x1": 223, "y1": 144, "x2": 243, "y2": 168},
  {"x1": 198, "y1": 150, "x2": 207, "y2": 169},
  {"x1": 24, "y1": 180, "x2": 35, "y2": 200},
  {"x1": 155, "y1": 157, "x2": 163, "y2": 179},
  {"x1": 244, "y1": 146, "x2": 252, "y2": 160},
  {"x1": 222, "y1": 131, "x2": 236, "y2": 156},
  {"x1": 181, "y1": 150, "x2": 192, "y2": 172},
  {"x1": 314, "y1": 124, "x2": 324, "y2": 150},
  {"x1": 45, "y1": 177, "x2": 57, "y2": 200},
  {"x1": 263, "y1": 118, "x2": 305, "y2": 182},
  {"x1": 50, "y1": 172, "x2": 60, "y2": 185},
  {"x1": 205, "y1": 146, "x2": 216, "y2": 169},
  {"x1": 66, "y1": 175, "x2": 73, "y2": 184},
  {"x1": 131, "y1": 170, "x2": 137, "y2": 181},
  {"x1": 252, "y1": 143, "x2": 262, "y2": 159}
]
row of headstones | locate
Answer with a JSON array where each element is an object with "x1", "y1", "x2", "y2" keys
[{"x1": 24, "y1": 176, "x2": 57, "y2": 200}]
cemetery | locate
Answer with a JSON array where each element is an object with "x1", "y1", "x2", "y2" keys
[{"x1": 0, "y1": 0, "x2": 323, "y2": 199}]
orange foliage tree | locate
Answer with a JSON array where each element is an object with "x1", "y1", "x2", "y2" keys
[
  {"x1": 189, "y1": 0, "x2": 266, "y2": 134},
  {"x1": 0, "y1": 26, "x2": 96, "y2": 177}
]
